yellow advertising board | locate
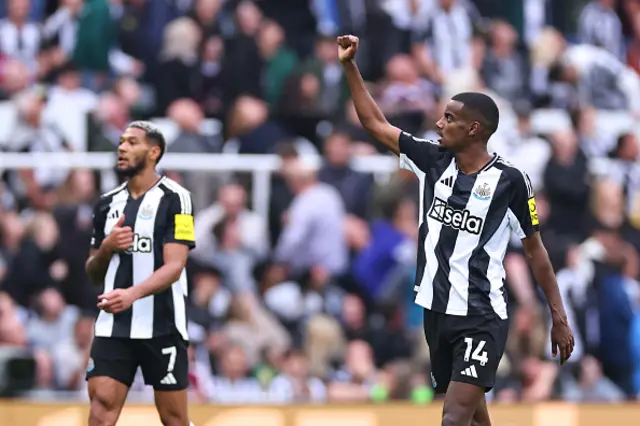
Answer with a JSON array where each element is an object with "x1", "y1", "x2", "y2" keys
[{"x1": 0, "y1": 401, "x2": 637, "y2": 426}]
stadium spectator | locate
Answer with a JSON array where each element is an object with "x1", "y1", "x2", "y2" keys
[
  {"x1": 578, "y1": 0, "x2": 623, "y2": 58},
  {"x1": 194, "y1": 182, "x2": 268, "y2": 262},
  {"x1": 351, "y1": 197, "x2": 417, "y2": 304},
  {"x1": 155, "y1": 17, "x2": 202, "y2": 115},
  {"x1": 256, "y1": 19, "x2": 298, "y2": 108},
  {"x1": 318, "y1": 130, "x2": 373, "y2": 220},
  {"x1": 0, "y1": 0, "x2": 41, "y2": 71},
  {"x1": 549, "y1": 42, "x2": 640, "y2": 113},
  {"x1": 296, "y1": 34, "x2": 349, "y2": 120},
  {"x1": 224, "y1": 95, "x2": 292, "y2": 154},
  {"x1": 327, "y1": 339, "x2": 378, "y2": 402},
  {"x1": 50, "y1": 312, "x2": 94, "y2": 391},
  {"x1": 275, "y1": 159, "x2": 348, "y2": 279},
  {"x1": 192, "y1": 34, "x2": 227, "y2": 118},
  {"x1": 378, "y1": 53, "x2": 436, "y2": 124},
  {"x1": 543, "y1": 130, "x2": 591, "y2": 241},
  {"x1": 481, "y1": 20, "x2": 528, "y2": 105},
  {"x1": 269, "y1": 348, "x2": 327, "y2": 403},
  {"x1": 411, "y1": 0, "x2": 476, "y2": 84}
]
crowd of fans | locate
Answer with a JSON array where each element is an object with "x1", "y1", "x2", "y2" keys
[{"x1": 0, "y1": 0, "x2": 640, "y2": 405}]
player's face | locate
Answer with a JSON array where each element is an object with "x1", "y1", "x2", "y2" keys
[
  {"x1": 116, "y1": 127, "x2": 155, "y2": 178},
  {"x1": 435, "y1": 101, "x2": 476, "y2": 150}
]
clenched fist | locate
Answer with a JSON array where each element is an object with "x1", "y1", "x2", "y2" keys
[
  {"x1": 337, "y1": 35, "x2": 359, "y2": 63},
  {"x1": 102, "y1": 214, "x2": 134, "y2": 253}
]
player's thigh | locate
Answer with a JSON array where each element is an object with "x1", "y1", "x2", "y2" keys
[
  {"x1": 442, "y1": 381, "x2": 487, "y2": 426},
  {"x1": 472, "y1": 396, "x2": 492, "y2": 426},
  {"x1": 86, "y1": 337, "x2": 138, "y2": 390},
  {"x1": 449, "y1": 313, "x2": 509, "y2": 392},
  {"x1": 154, "y1": 388, "x2": 189, "y2": 426},
  {"x1": 137, "y1": 335, "x2": 190, "y2": 424},
  {"x1": 88, "y1": 377, "x2": 130, "y2": 425},
  {"x1": 138, "y1": 333, "x2": 190, "y2": 391},
  {"x1": 86, "y1": 338, "x2": 137, "y2": 422},
  {"x1": 423, "y1": 308, "x2": 453, "y2": 394}
]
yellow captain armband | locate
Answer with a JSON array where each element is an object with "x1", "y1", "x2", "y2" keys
[{"x1": 174, "y1": 214, "x2": 195, "y2": 241}]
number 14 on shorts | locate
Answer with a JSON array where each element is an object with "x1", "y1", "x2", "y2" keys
[{"x1": 463, "y1": 337, "x2": 488, "y2": 367}]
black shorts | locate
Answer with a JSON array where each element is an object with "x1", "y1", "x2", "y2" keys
[
  {"x1": 423, "y1": 309, "x2": 509, "y2": 394},
  {"x1": 86, "y1": 334, "x2": 189, "y2": 391}
]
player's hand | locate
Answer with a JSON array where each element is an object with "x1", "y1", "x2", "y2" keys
[
  {"x1": 102, "y1": 214, "x2": 133, "y2": 252},
  {"x1": 550, "y1": 314, "x2": 575, "y2": 365},
  {"x1": 337, "y1": 35, "x2": 359, "y2": 63},
  {"x1": 97, "y1": 288, "x2": 136, "y2": 314}
]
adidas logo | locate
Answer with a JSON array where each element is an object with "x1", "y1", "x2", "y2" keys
[
  {"x1": 440, "y1": 176, "x2": 453, "y2": 187},
  {"x1": 160, "y1": 372, "x2": 177, "y2": 385},
  {"x1": 460, "y1": 365, "x2": 478, "y2": 379}
]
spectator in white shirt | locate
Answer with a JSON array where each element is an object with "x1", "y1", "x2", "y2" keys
[
  {"x1": 275, "y1": 159, "x2": 348, "y2": 279},
  {"x1": 193, "y1": 182, "x2": 269, "y2": 264},
  {"x1": 493, "y1": 102, "x2": 550, "y2": 193},
  {"x1": 0, "y1": 0, "x2": 41, "y2": 71},
  {"x1": 269, "y1": 349, "x2": 327, "y2": 403},
  {"x1": 208, "y1": 343, "x2": 266, "y2": 404},
  {"x1": 411, "y1": 0, "x2": 476, "y2": 84},
  {"x1": 578, "y1": 0, "x2": 623, "y2": 59},
  {"x1": 549, "y1": 44, "x2": 640, "y2": 114}
]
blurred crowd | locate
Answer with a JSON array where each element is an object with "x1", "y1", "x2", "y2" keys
[{"x1": 1, "y1": 0, "x2": 640, "y2": 405}]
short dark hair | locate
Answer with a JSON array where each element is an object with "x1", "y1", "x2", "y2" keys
[
  {"x1": 127, "y1": 120, "x2": 166, "y2": 163},
  {"x1": 547, "y1": 61, "x2": 565, "y2": 82},
  {"x1": 451, "y1": 92, "x2": 500, "y2": 135},
  {"x1": 609, "y1": 132, "x2": 633, "y2": 158},
  {"x1": 274, "y1": 140, "x2": 299, "y2": 159}
]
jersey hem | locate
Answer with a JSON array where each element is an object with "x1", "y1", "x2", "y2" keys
[
  {"x1": 93, "y1": 332, "x2": 189, "y2": 341},
  {"x1": 414, "y1": 299, "x2": 508, "y2": 319}
]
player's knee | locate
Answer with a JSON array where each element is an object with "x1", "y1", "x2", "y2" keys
[
  {"x1": 442, "y1": 403, "x2": 475, "y2": 426},
  {"x1": 471, "y1": 410, "x2": 491, "y2": 426},
  {"x1": 89, "y1": 392, "x2": 120, "y2": 426},
  {"x1": 442, "y1": 412, "x2": 462, "y2": 426},
  {"x1": 159, "y1": 410, "x2": 189, "y2": 426}
]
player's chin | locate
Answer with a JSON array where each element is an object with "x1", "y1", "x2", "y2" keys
[
  {"x1": 438, "y1": 138, "x2": 451, "y2": 148},
  {"x1": 116, "y1": 164, "x2": 137, "y2": 177}
]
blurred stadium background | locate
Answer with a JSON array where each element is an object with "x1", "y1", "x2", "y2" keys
[{"x1": 1, "y1": 0, "x2": 640, "y2": 424}]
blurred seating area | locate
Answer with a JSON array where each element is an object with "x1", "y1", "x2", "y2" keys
[{"x1": 1, "y1": 0, "x2": 640, "y2": 405}]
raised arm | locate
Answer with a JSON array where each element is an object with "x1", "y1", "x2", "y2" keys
[{"x1": 338, "y1": 35, "x2": 402, "y2": 155}]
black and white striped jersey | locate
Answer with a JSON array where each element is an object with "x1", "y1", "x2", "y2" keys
[
  {"x1": 399, "y1": 131, "x2": 539, "y2": 319},
  {"x1": 90, "y1": 176, "x2": 195, "y2": 340}
]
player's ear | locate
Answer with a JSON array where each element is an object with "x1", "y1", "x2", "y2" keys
[
  {"x1": 149, "y1": 144, "x2": 161, "y2": 162},
  {"x1": 468, "y1": 121, "x2": 480, "y2": 137}
]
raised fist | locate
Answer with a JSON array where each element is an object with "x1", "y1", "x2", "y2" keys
[{"x1": 337, "y1": 35, "x2": 359, "y2": 63}]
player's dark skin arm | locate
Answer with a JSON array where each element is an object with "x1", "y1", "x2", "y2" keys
[
  {"x1": 522, "y1": 233, "x2": 575, "y2": 363},
  {"x1": 339, "y1": 35, "x2": 401, "y2": 155},
  {"x1": 86, "y1": 214, "x2": 133, "y2": 285},
  {"x1": 85, "y1": 247, "x2": 113, "y2": 286}
]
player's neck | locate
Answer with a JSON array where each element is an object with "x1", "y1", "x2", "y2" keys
[
  {"x1": 127, "y1": 169, "x2": 161, "y2": 198},
  {"x1": 454, "y1": 149, "x2": 494, "y2": 175}
]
